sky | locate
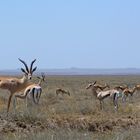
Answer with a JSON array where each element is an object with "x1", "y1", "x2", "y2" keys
[{"x1": 0, "y1": 0, "x2": 140, "y2": 69}]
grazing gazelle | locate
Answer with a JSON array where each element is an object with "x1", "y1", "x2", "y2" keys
[
  {"x1": 14, "y1": 73, "x2": 47, "y2": 108},
  {"x1": 56, "y1": 88, "x2": 70, "y2": 96},
  {"x1": 0, "y1": 58, "x2": 37, "y2": 113}
]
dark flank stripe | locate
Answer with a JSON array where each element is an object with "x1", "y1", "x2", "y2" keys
[
  {"x1": 113, "y1": 93, "x2": 118, "y2": 107},
  {"x1": 113, "y1": 93, "x2": 116, "y2": 101},
  {"x1": 32, "y1": 88, "x2": 36, "y2": 104},
  {"x1": 36, "y1": 91, "x2": 39, "y2": 100}
]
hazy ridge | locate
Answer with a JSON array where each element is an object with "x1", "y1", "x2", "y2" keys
[{"x1": 0, "y1": 68, "x2": 140, "y2": 75}]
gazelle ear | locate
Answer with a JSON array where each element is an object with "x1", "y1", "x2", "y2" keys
[
  {"x1": 21, "y1": 68, "x2": 27, "y2": 75},
  {"x1": 31, "y1": 67, "x2": 37, "y2": 74}
]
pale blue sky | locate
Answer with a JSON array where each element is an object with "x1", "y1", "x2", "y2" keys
[{"x1": 0, "y1": 0, "x2": 140, "y2": 69}]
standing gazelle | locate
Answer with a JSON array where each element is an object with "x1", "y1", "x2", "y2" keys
[
  {"x1": 122, "y1": 86, "x2": 138, "y2": 102},
  {"x1": 0, "y1": 58, "x2": 37, "y2": 113},
  {"x1": 86, "y1": 81, "x2": 120, "y2": 110},
  {"x1": 14, "y1": 73, "x2": 47, "y2": 107},
  {"x1": 86, "y1": 81, "x2": 109, "y2": 97}
]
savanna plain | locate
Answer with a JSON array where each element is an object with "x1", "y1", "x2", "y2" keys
[{"x1": 0, "y1": 75, "x2": 140, "y2": 140}]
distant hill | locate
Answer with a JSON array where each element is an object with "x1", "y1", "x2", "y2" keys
[{"x1": 0, "y1": 68, "x2": 140, "y2": 75}]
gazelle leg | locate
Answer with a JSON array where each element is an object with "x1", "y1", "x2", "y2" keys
[
  {"x1": 102, "y1": 100, "x2": 104, "y2": 110},
  {"x1": 31, "y1": 88, "x2": 39, "y2": 104},
  {"x1": 7, "y1": 93, "x2": 14, "y2": 113},
  {"x1": 15, "y1": 92, "x2": 28, "y2": 108},
  {"x1": 131, "y1": 95, "x2": 133, "y2": 102},
  {"x1": 37, "y1": 93, "x2": 40, "y2": 103},
  {"x1": 31, "y1": 93, "x2": 35, "y2": 104},
  {"x1": 122, "y1": 94, "x2": 127, "y2": 103},
  {"x1": 37, "y1": 90, "x2": 42, "y2": 104},
  {"x1": 26, "y1": 96, "x2": 28, "y2": 108},
  {"x1": 122, "y1": 94, "x2": 124, "y2": 103},
  {"x1": 129, "y1": 94, "x2": 133, "y2": 103},
  {"x1": 114, "y1": 98, "x2": 118, "y2": 110},
  {"x1": 99, "y1": 100, "x2": 103, "y2": 110},
  {"x1": 113, "y1": 94, "x2": 118, "y2": 111},
  {"x1": 13, "y1": 95, "x2": 17, "y2": 113}
]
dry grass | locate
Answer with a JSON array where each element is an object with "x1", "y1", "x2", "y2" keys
[{"x1": 0, "y1": 75, "x2": 140, "y2": 139}]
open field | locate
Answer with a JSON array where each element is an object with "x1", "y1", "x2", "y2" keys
[{"x1": 0, "y1": 75, "x2": 140, "y2": 139}]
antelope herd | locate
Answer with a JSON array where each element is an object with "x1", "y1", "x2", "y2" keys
[
  {"x1": 0, "y1": 58, "x2": 140, "y2": 115},
  {"x1": 86, "y1": 81, "x2": 140, "y2": 110}
]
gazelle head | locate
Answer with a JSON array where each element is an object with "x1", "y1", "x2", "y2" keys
[
  {"x1": 133, "y1": 84, "x2": 140, "y2": 91},
  {"x1": 37, "y1": 73, "x2": 47, "y2": 84},
  {"x1": 135, "y1": 84, "x2": 140, "y2": 90},
  {"x1": 19, "y1": 58, "x2": 37, "y2": 80},
  {"x1": 86, "y1": 81, "x2": 97, "y2": 89}
]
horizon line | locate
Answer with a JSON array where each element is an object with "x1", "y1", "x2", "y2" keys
[{"x1": 0, "y1": 67, "x2": 140, "y2": 71}]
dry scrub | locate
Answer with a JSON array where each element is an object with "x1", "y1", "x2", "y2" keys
[{"x1": 0, "y1": 75, "x2": 140, "y2": 139}]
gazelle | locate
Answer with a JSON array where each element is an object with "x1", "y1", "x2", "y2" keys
[
  {"x1": 86, "y1": 81, "x2": 109, "y2": 97},
  {"x1": 97, "y1": 89, "x2": 120, "y2": 110},
  {"x1": 14, "y1": 73, "x2": 47, "y2": 108},
  {"x1": 122, "y1": 86, "x2": 138, "y2": 102},
  {"x1": 56, "y1": 88, "x2": 70, "y2": 96},
  {"x1": 0, "y1": 58, "x2": 37, "y2": 113},
  {"x1": 86, "y1": 82, "x2": 120, "y2": 110}
]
